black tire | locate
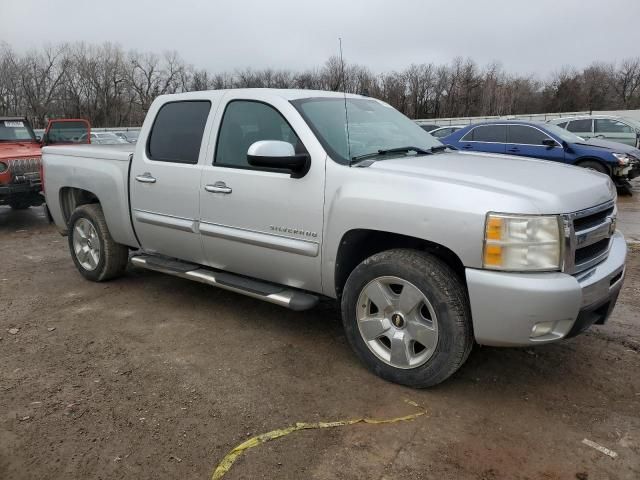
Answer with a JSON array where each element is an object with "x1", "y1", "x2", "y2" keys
[
  {"x1": 67, "y1": 203, "x2": 129, "y2": 282},
  {"x1": 8, "y1": 201, "x2": 31, "y2": 210},
  {"x1": 341, "y1": 249, "x2": 473, "y2": 388},
  {"x1": 577, "y1": 160, "x2": 609, "y2": 176}
]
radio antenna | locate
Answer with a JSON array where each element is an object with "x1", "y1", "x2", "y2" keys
[{"x1": 339, "y1": 37, "x2": 352, "y2": 162}]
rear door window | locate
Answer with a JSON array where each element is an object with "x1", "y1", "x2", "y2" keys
[
  {"x1": 462, "y1": 125, "x2": 506, "y2": 143},
  {"x1": 147, "y1": 101, "x2": 211, "y2": 164},
  {"x1": 566, "y1": 119, "x2": 592, "y2": 134}
]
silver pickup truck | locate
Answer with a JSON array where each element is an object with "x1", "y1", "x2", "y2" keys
[{"x1": 43, "y1": 89, "x2": 627, "y2": 387}]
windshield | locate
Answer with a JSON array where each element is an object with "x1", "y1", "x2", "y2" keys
[
  {"x1": 291, "y1": 97, "x2": 442, "y2": 164},
  {"x1": 544, "y1": 123, "x2": 584, "y2": 143},
  {"x1": 621, "y1": 117, "x2": 640, "y2": 130},
  {"x1": 0, "y1": 119, "x2": 37, "y2": 142}
]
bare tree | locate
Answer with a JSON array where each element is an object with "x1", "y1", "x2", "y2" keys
[
  {"x1": 2, "y1": 40, "x2": 640, "y2": 127},
  {"x1": 614, "y1": 58, "x2": 640, "y2": 108}
]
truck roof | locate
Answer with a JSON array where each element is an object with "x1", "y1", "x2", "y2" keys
[{"x1": 155, "y1": 88, "x2": 367, "y2": 102}]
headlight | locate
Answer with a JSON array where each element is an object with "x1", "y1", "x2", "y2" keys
[
  {"x1": 0, "y1": 161, "x2": 7, "y2": 174},
  {"x1": 483, "y1": 213, "x2": 561, "y2": 271},
  {"x1": 612, "y1": 153, "x2": 630, "y2": 166}
]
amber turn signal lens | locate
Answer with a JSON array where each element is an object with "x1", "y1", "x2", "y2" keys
[
  {"x1": 485, "y1": 217, "x2": 503, "y2": 241},
  {"x1": 483, "y1": 244, "x2": 503, "y2": 266}
]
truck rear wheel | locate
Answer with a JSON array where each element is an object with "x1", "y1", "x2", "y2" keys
[
  {"x1": 341, "y1": 249, "x2": 473, "y2": 388},
  {"x1": 68, "y1": 204, "x2": 129, "y2": 282}
]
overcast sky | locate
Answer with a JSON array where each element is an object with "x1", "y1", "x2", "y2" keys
[{"x1": 2, "y1": 0, "x2": 640, "y2": 77}]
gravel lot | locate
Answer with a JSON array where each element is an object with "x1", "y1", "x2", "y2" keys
[{"x1": 1, "y1": 182, "x2": 639, "y2": 480}]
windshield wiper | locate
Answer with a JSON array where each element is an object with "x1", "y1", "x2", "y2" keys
[{"x1": 350, "y1": 146, "x2": 432, "y2": 166}]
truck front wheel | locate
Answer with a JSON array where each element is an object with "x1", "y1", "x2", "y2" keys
[
  {"x1": 68, "y1": 204, "x2": 129, "y2": 282},
  {"x1": 341, "y1": 249, "x2": 473, "y2": 388}
]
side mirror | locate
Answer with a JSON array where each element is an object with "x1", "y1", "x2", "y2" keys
[
  {"x1": 247, "y1": 140, "x2": 310, "y2": 178},
  {"x1": 542, "y1": 139, "x2": 557, "y2": 147}
]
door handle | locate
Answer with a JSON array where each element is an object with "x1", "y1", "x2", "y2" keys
[
  {"x1": 205, "y1": 182, "x2": 232, "y2": 194},
  {"x1": 135, "y1": 172, "x2": 156, "y2": 184},
  {"x1": 462, "y1": 144, "x2": 473, "y2": 149},
  {"x1": 507, "y1": 148, "x2": 520, "y2": 153}
]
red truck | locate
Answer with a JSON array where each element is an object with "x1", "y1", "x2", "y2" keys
[{"x1": 0, "y1": 117, "x2": 90, "y2": 209}]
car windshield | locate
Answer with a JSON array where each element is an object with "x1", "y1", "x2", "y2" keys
[
  {"x1": 544, "y1": 123, "x2": 584, "y2": 143},
  {"x1": 621, "y1": 117, "x2": 640, "y2": 130},
  {"x1": 0, "y1": 119, "x2": 37, "y2": 142},
  {"x1": 291, "y1": 97, "x2": 442, "y2": 164}
]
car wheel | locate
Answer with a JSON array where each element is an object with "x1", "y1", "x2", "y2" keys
[
  {"x1": 577, "y1": 160, "x2": 609, "y2": 175},
  {"x1": 8, "y1": 200, "x2": 31, "y2": 210},
  {"x1": 341, "y1": 249, "x2": 473, "y2": 388},
  {"x1": 68, "y1": 203, "x2": 129, "y2": 282}
]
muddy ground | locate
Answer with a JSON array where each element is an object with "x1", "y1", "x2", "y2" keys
[{"x1": 1, "y1": 183, "x2": 639, "y2": 480}]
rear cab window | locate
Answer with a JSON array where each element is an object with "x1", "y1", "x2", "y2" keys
[{"x1": 147, "y1": 101, "x2": 211, "y2": 164}]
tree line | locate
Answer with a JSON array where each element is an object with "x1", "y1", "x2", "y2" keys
[{"x1": 1, "y1": 41, "x2": 640, "y2": 128}]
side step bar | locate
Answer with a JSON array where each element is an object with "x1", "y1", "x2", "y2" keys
[{"x1": 130, "y1": 254, "x2": 319, "y2": 311}]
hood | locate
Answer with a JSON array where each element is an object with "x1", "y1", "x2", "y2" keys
[
  {"x1": 369, "y1": 151, "x2": 615, "y2": 214},
  {"x1": 584, "y1": 138, "x2": 640, "y2": 155},
  {"x1": 0, "y1": 141, "x2": 42, "y2": 160}
]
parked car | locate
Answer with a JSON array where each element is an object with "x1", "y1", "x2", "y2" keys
[
  {"x1": 428, "y1": 125, "x2": 464, "y2": 139},
  {"x1": 548, "y1": 115, "x2": 640, "y2": 148},
  {"x1": 418, "y1": 123, "x2": 439, "y2": 132},
  {"x1": 115, "y1": 130, "x2": 139, "y2": 143},
  {"x1": 0, "y1": 117, "x2": 89, "y2": 210},
  {"x1": 43, "y1": 89, "x2": 626, "y2": 388},
  {"x1": 82, "y1": 132, "x2": 130, "y2": 145},
  {"x1": 442, "y1": 120, "x2": 640, "y2": 187}
]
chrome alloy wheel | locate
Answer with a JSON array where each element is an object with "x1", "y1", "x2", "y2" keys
[
  {"x1": 72, "y1": 218, "x2": 101, "y2": 271},
  {"x1": 356, "y1": 276, "x2": 438, "y2": 369}
]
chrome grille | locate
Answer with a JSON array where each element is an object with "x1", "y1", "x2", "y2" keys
[
  {"x1": 7, "y1": 157, "x2": 41, "y2": 183},
  {"x1": 562, "y1": 200, "x2": 616, "y2": 274}
]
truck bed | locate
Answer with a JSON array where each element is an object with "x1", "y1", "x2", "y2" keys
[
  {"x1": 42, "y1": 143, "x2": 139, "y2": 248},
  {"x1": 42, "y1": 143, "x2": 134, "y2": 162}
]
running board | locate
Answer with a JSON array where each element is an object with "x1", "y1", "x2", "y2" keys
[{"x1": 130, "y1": 254, "x2": 319, "y2": 311}]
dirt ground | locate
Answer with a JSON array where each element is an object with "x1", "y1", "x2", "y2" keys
[{"x1": 1, "y1": 184, "x2": 639, "y2": 480}]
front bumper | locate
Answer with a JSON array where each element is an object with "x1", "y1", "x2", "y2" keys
[
  {"x1": 466, "y1": 231, "x2": 627, "y2": 346},
  {"x1": 0, "y1": 181, "x2": 43, "y2": 205}
]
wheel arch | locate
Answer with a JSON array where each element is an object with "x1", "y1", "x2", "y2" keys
[
  {"x1": 334, "y1": 229, "x2": 466, "y2": 299},
  {"x1": 59, "y1": 186, "x2": 100, "y2": 230},
  {"x1": 574, "y1": 157, "x2": 612, "y2": 176}
]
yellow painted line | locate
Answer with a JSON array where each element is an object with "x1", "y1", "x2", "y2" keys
[{"x1": 211, "y1": 400, "x2": 426, "y2": 480}]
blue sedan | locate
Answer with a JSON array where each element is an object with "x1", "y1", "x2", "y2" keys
[{"x1": 442, "y1": 120, "x2": 640, "y2": 184}]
